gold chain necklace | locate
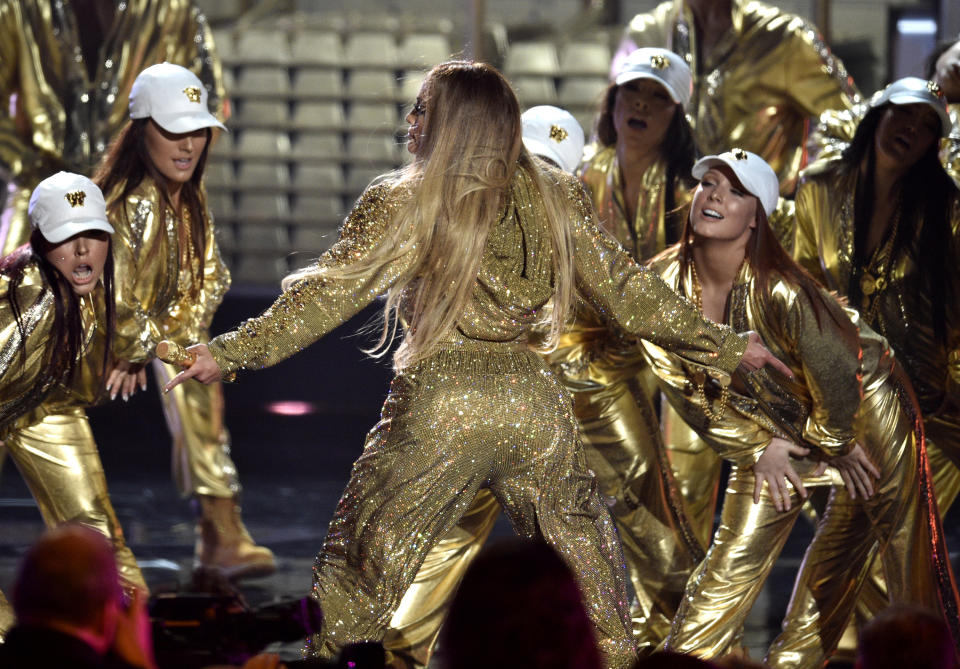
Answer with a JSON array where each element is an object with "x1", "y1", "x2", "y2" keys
[
  {"x1": 858, "y1": 203, "x2": 901, "y2": 321},
  {"x1": 689, "y1": 258, "x2": 737, "y2": 421}
]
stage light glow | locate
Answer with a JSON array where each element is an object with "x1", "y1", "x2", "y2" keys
[
  {"x1": 265, "y1": 400, "x2": 317, "y2": 416},
  {"x1": 896, "y1": 18, "x2": 936, "y2": 35}
]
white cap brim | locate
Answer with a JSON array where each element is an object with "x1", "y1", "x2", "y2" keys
[
  {"x1": 614, "y1": 71, "x2": 683, "y2": 104},
  {"x1": 151, "y1": 111, "x2": 228, "y2": 134},
  {"x1": 41, "y1": 218, "x2": 115, "y2": 244},
  {"x1": 523, "y1": 137, "x2": 573, "y2": 173},
  {"x1": 692, "y1": 155, "x2": 778, "y2": 217},
  {"x1": 885, "y1": 92, "x2": 952, "y2": 138}
]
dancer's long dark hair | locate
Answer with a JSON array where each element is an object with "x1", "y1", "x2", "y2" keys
[
  {"x1": 596, "y1": 82, "x2": 698, "y2": 245},
  {"x1": 838, "y1": 104, "x2": 955, "y2": 344},
  {"x1": 0, "y1": 231, "x2": 116, "y2": 403},
  {"x1": 94, "y1": 119, "x2": 211, "y2": 292}
]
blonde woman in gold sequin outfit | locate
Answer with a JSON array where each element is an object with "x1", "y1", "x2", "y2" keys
[
  {"x1": 795, "y1": 77, "x2": 960, "y2": 655},
  {"x1": 93, "y1": 64, "x2": 275, "y2": 580},
  {"x1": 165, "y1": 61, "x2": 791, "y2": 667},
  {"x1": 0, "y1": 173, "x2": 146, "y2": 638},
  {"x1": 640, "y1": 150, "x2": 959, "y2": 666}
]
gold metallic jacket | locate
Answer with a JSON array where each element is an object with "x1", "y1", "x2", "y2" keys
[
  {"x1": 641, "y1": 253, "x2": 860, "y2": 466},
  {"x1": 0, "y1": 0, "x2": 225, "y2": 250},
  {"x1": 0, "y1": 260, "x2": 104, "y2": 434},
  {"x1": 793, "y1": 159, "x2": 960, "y2": 415},
  {"x1": 208, "y1": 167, "x2": 746, "y2": 380},
  {"x1": 622, "y1": 0, "x2": 860, "y2": 195},
  {"x1": 110, "y1": 180, "x2": 230, "y2": 363},
  {"x1": 811, "y1": 103, "x2": 960, "y2": 188}
]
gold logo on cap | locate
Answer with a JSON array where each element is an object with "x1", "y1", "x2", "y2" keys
[
  {"x1": 650, "y1": 54, "x2": 669, "y2": 69},
  {"x1": 182, "y1": 86, "x2": 202, "y2": 103},
  {"x1": 549, "y1": 125, "x2": 568, "y2": 143},
  {"x1": 731, "y1": 148, "x2": 748, "y2": 161},
  {"x1": 927, "y1": 80, "x2": 944, "y2": 100},
  {"x1": 64, "y1": 190, "x2": 86, "y2": 208}
]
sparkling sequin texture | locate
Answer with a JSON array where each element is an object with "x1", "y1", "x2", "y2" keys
[{"x1": 209, "y1": 167, "x2": 747, "y2": 664}]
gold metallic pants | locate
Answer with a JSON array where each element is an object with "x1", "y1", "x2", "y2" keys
[
  {"x1": 384, "y1": 361, "x2": 701, "y2": 663},
  {"x1": 152, "y1": 359, "x2": 239, "y2": 499},
  {"x1": 307, "y1": 349, "x2": 636, "y2": 668},
  {"x1": 0, "y1": 406, "x2": 147, "y2": 633},
  {"x1": 667, "y1": 377, "x2": 957, "y2": 667}
]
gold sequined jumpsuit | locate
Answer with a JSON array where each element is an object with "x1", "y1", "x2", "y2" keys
[
  {"x1": 107, "y1": 180, "x2": 236, "y2": 500},
  {"x1": 383, "y1": 149, "x2": 703, "y2": 664},
  {"x1": 0, "y1": 0, "x2": 226, "y2": 255},
  {"x1": 0, "y1": 261, "x2": 146, "y2": 635},
  {"x1": 641, "y1": 250, "x2": 959, "y2": 666},
  {"x1": 793, "y1": 157, "x2": 960, "y2": 644},
  {"x1": 205, "y1": 167, "x2": 747, "y2": 668}
]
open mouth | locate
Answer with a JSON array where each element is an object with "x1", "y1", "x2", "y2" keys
[
  {"x1": 173, "y1": 158, "x2": 193, "y2": 170},
  {"x1": 627, "y1": 118, "x2": 647, "y2": 130},
  {"x1": 73, "y1": 264, "x2": 94, "y2": 283},
  {"x1": 702, "y1": 208, "x2": 724, "y2": 220},
  {"x1": 893, "y1": 135, "x2": 911, "y2": 151}
]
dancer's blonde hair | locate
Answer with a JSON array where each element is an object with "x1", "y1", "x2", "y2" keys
[{"x1": 284, "y1": 61, "x2": 575, "y2": 369}]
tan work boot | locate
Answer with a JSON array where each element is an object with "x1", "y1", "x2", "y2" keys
[{"x1": 194, "y1": 495, "x2": 277, "y2": 580}]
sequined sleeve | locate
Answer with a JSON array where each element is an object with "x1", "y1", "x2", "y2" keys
[
  {"x1": 566, "y1": 179, "x2": 746, "y2": 378},
  {"x1": 0, "y1": 2, "x2": 45, "y2": 184},
  {"x1": 807, "y1": 105, "x2": 865, "y2": 165},
  {"x1": 776, "y1": 283, "x2": 860, "y2": 455},
  {"x1": 792, "y1": 176, "x2": 826, "y2": 283},
  {"x1": 207, "y1": 184, "x2": 410, "y2": 374}
]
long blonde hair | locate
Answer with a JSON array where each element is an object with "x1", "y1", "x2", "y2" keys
[{"x1": 284, "y1": 61, "x2": 575, "y2": 368}]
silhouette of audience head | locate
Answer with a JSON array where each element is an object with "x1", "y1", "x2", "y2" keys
[
  {"x1": 856, "y1": 605, "x2": 957, "y2": 669},
  {"x1": 439, "y1": 537, "x2": 601, "y2": 669}
]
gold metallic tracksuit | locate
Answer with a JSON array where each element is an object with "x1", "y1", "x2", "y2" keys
[
  {"x1": 205, "y1": 167, "x2": 748, "y2": 668},
  {"x1": 384, "y1": 150, "x2": 702, "y2": 663},
  {"x1": 0, "y1": 262, "x2": 146, "y2": 635},
  {"x1": 108, "y1": 180, "x2": 237, "y2": 500},
  {"x1": 0, "y1": 0, "x2": 226, "y2": 255},
  {"x1": 641, "y1": 251, "x2": 960, "y2": 666},
  {"x1": 620, "y1": 0, "x2": 861, "y2": 199}
]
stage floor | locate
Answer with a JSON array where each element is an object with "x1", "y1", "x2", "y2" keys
[{"x1": 1, "y1": 292, "x2": 957, "y2": 666}]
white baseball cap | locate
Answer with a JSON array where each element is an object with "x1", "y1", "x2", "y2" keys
[
  {"x1": 521, "y1": 105, "x2": 585, "y2": 174},
  {"x1": 28, "y1": 172, "x2": 114, "y2": 244},
  {"x1": 870, "y1": 76, "x2": 952, "y2": 138},
  {"x1": 129, "y1": 62, "x2": 227, "y2": 133},
  {"x1": 614, "y1": 48, "x2": 692, "y2": 108},
  {"x1": 692, "y1": 149, "x2": 780, "y2": 217}
]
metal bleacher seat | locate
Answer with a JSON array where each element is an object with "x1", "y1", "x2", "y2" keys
[
  {"x1": 235, "y1": 193, "x2": 290, "y2": 221},
  {"x1": 233, "y1": 130, "x2": 291, "y2": 158},
  {"x1": 504, "y1": 42, "x2": 559, "y2": 77},
  {"x1": 346, "y1": 166, "x2": 384, "y2": 194},
  {"x1": 212, "y1": 28, "x2": 235, "y2": 60},
  {"x1": 559, "y1": 43, "x2": 612, "y2": 77},
  {"x1": 232, "y1": 254, "x2": 289, "y2": 285},
  {"x1": 290, "y1": 194, "x2": 344, "y2": 224},
  {"x1": 232, "y1": 28, "x2": 290, "y2": 65},
  {"x1": 234, "y1": 100, "x2": 289, "y2": 128},
  {"x1": 558, "y1": 76, "x2": 608, "y2": 110},
  {"x1": 205, "y1": 159, "x2": 234, "y2": 190},
  {"x1": 345, "y1": 70, "x2": 398, "y2": 102},
  {"x1": 292, "y1": 164, "x2": 345, "y2": 193},
  {"x1": 236, "y1": 223, "x2": 290, "y2": 251},
  {"x1": 512, "y1": 76, "x2": 558, "y2": 106},
  {"x1": 291, "y1": 101, "x2": 346, "y2": 131},
  {"x1": 347, "y1": 134, "x2": 402, "y2": 165},
  {"x1": 291, "y1": 132, "x2": 344, "y2": 160},
  {"x1": 290, "y1": 225, "x2": 336, "y2": 254},
  {"x1": 292, "y1": 69, "x2": 343, "y2": 100},
  {"x1": 398, "y1": 33, "x2": 452, "y2": 69},
  {"x1": 207, "y1": 190, "x2": 235, "y2": 221},
  {"x1": 344, "y1": 32, "x2": 399, "y2": 70},
  {"x1": 233, "y1": 66, "x2": 290, "y2": 97},
  {"x1": 290, "y1": 30, "x2": 343, "y2": 68},
  {"x1": 346, "y1": 102, "x2": 399, "y2": 134},
  {"x1": 236, "y1": 162, "x2": 291, "y2": 190}
]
